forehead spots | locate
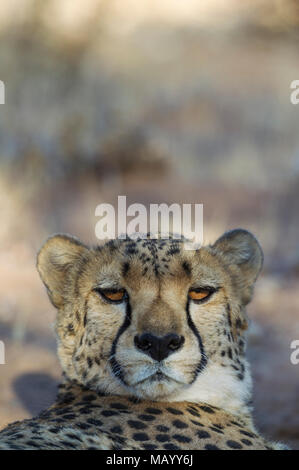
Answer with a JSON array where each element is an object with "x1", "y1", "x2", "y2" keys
[{"x1": 114, "y1": 238, "x2": 186, "y2": 278}]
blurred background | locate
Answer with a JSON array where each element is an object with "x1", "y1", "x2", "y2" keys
[{"x1": 0, "y1": 0, "x2": 299, "y2": 449}]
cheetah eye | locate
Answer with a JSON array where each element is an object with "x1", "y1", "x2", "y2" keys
[
  {"x1": 188, "y1": 288, "x2": 215, "y2": 303},
  {"x1": 94, "y1": 288, "x2": 127, "y2": 304}
]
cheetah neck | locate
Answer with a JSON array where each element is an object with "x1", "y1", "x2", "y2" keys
[{"x1": 166, "y1": 361, "x2": 253, "y2": 419}]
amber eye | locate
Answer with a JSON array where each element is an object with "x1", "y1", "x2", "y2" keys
[
  {"x1": 95, "y1": 289, "x2": 127, "y2": 303},
  {"x1": 188, "y1": 289, "x2": 213, "y2": 302}
]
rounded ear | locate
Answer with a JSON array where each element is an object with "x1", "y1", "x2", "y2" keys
[
  {"x1": 212, "y1": 229, "x2": 263, "y2": 304},
  {"x1": 37, "y1": 234, "x2": 88, "y2": 308}
]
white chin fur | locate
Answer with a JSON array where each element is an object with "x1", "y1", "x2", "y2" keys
[{"x1": 167, "y1": 362, "x2": 252, "y2": 416}]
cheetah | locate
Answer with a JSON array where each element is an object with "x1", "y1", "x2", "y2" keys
[{"x1": 0, "y1": 230, "x2": 288, "y2": 450}]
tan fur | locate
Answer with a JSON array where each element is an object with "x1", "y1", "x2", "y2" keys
[{"x1": 0, "y1": 230, "x2": 288, "y2": 450}]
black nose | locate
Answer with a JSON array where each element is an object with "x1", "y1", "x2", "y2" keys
[{"x1": 134, "y1": 333, "x2": 185, "y2": 361}]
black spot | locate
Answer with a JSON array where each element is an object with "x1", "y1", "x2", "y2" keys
[
  {"x1": 210, "y1": 426, "x2": 224, "y2": 434},
  {"x1": 25, "y1": 440, "x2": 41, "y2": 448},
  {"x1": 58, "y1": 392, "x2": 75, "y2": 405},
  {"x1": 49, "y1": 427, "x2": 61, "y2": 434},
  {"x1": 110, "y1": 426, "x2": 123, "y2": 434},
  {"x1": 110, "y1": 403, "x2": 128, "y2": 410},
  {"x1": 63, "y1": 413, "x2": 76, "y2": 420},
  {"x1": 125, "y1": 247, "x2": 138, "y2": 255},
  {"x1": 61, "y1": 441, "x2": 77, "y2": 449},
  {"x1": 138, "y1": 414, "x2": 156, "y2": 422},
  {"x1": 163, "y1": 443, "x2": 181, "y2": 450},
  {"x1": 133, "y1": 433, "x2": 150, "y2": 442},
  {"x1": 187, "y1": 408, "x2": 201, "y2": 418},
  {"x1": 128, "y1": 396, "x2": 141, "y2": 404},
  {"x1": 241, "y1": 439, "x2": 253, "y2": 446},
  {"x1": 230, "y1": 420, "x2": 243, "y2": 427},
  {"x1": 173, "y1": 419, "x2": 188, "y2": 429},
  {"x1": 83, "y1": 394, "x2": 96, "y2": 402},
  {"x1": 127, "y1": 420, "x2": 147, "y2": 430},
  {"x1": 87, "y1": 418, "x2": 103, "y2": 426},
  {"x1": 144, "y1": 407, "x2": 162, "y2": 415},
  {"x1": 182, "y1": 261, "x2": 191, "y2": 276},
  {"x1": 205, "y1": 444, "x2": 220, "y2": 450},
  {"x1": 199, "y1": 405, "x2": 215, "y2": 414},
  {"x1": 156, "y1": 425, "x2": 169, "y2": 433},
  {"x1": 55, "y1": 407, "x2": 73, "y2": 416},
  {"x1": 122, "y1": 262, "x2": 130, "y2": 276},
  {"x1": 65, "y1": 433, "x2": 82, "y2": 442},
  {"x1": 76, "y1": 423, "x2": 90, "y2": 430},
  {"x1": 227, "y1": 348, "x2": 232, "y2": 359},
  {"x1": 101, "y1": 410, "x2": 119, "y2": 417},
  {"x1": 166, "y1": 247, "x2": 180, "y2": 256},
  {"x1": 196, "y1": 430, "x2": 210, "y2": 439},
  {"x1": 156, "y1": 434, "x2": 170, "y2": 443},
  {"x1": 240, "y1": 430, "x2": 256, "y2": 438},
  {"x1": 87, "y1": 357, "x2": 93, "y2": 368},
  {"x1": 173, "y1": 434, "x2": 192, "y2": 443},
  {"x1": 213, "y1": 423, "x2": 224, "y2": 429},
  {"x1": 190, "y1": 420, "x2": 204, "y2": 427},
  {"x1": 166, "y1": 407, "x2": 183, "y2": 415},
  {"x1": 143, "y1": 443, "x2": 158, "y2": 450},
  {"x1": 94, "y1": 357, "x2": 101, "y2": 366},
  {"x1": 226, "y1": 440, "x2": 243, "y2": 449}
]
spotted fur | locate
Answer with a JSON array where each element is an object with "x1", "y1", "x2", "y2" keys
[{"x1": 0, "y1": 230, "x2": 288, "y2": 449}]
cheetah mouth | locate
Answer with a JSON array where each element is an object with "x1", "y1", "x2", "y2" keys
[{"x1": 132, "y1": 370, "x2": 185, "y2": 386}]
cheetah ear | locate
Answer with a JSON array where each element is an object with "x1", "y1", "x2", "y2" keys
[
  {"x1": 37, "y1": 234, "x2": 88, "y2": 308},
  {"x1": 212, "y1": 229, "x2": 263, "y2": 305}
]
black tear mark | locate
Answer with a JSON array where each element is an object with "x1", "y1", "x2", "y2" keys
[
  {"x1": 186, "y1": 299, "x2": 207, "y2": 382},
  {"x1": 83, "y1": 300, "x2": 88, "y2": 327},
  {"x1": 109, "y1": 302, "x2": 132, "y2": 386}
]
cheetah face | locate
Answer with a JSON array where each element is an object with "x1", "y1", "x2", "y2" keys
[{"x1": 37, "y1": 230, "x2": 263, "y2": 403}]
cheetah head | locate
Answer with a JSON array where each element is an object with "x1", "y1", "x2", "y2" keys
[{"x1": 37, "y1": 230, "x2": 263, "y2": 414}]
